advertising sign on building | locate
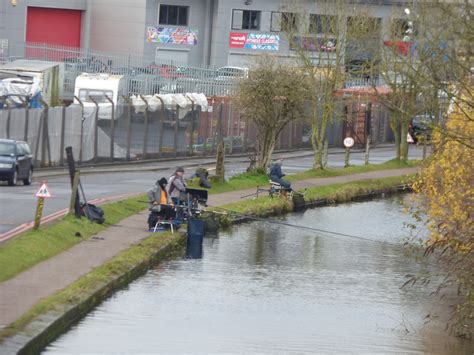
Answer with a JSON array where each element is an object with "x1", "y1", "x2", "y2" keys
[
  {"x1": 291, "y1": 36, "x2": 337, "y2": 52},
  {"x1": 146, "y1": 27, "x2": 198, "y2": 45},
  {"x1": 229, "y1": 32, "x2": 279, "y2": 51}
]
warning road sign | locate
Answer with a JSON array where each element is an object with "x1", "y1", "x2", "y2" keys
[{"x1": 35, "y1": 181, "x2": 52, "y2": 198}]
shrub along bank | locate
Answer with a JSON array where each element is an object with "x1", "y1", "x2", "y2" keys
[
  {"x1": 189, "y1": 159, "x2": 420, "y2": 194},
  {"x1": 209, "y1": 174, "x2": 417, "y2": 223}
]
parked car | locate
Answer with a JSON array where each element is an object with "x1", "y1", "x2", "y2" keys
[
  {"x1": 409, "y1": 114, "x2": 434, "y2": 144},
  {"x1": 0, "y1": 139, "x2": 33, "y2": 186},
  {"x1": 215, "y1": 66, "x2": 249, "y2": 81}
]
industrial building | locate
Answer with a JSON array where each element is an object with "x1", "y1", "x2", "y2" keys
[{"x1": 1, "y1": 0, "x2": 413, "y2": 67}]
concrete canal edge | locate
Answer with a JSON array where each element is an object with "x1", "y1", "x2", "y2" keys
[
  {"x1": 1, "y1": 233, "x2": 186, "y2": 355},
  {"x1": 3, "y1": 180, "x2": 413, "y2": 354}
]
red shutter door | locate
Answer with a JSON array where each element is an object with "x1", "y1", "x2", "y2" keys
[{"x1": 26, "y1": 7, "x2": 82, "y2": 47}]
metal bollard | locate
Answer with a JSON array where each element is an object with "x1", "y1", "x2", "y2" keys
[
  {"x1": 140, "y1": 95, "x2": 149, "y2": 160},
  {"x1": 89, "y1": 96, "x2": 99, "y2": 163},
  {"x1": 105, "y1": 95, "x2": 115, "y2": 162}
]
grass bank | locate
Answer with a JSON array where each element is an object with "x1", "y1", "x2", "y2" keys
[
  {"x1": 0, "y1": 230, "x2": 184, "y2": 347},
  {"x1": 0, "y1": 194, "x2": 147, "y2": 283},
  {"x1": 190, "y1": 159, "x2": 420, "y2": 194},
  {"x1": 213, "y1": 174, "x2": 417, "y2": 219}
]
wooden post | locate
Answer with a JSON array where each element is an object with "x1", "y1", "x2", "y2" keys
[
  {"x1": 33, "y1": 197, "x2": 45, "y2": 230},
  {"x1": 69, "y1": 170, "x2": 81, "y2": 215},
  {"x1": 66, "y1": 146, "x2": 81, "y2": 217}
]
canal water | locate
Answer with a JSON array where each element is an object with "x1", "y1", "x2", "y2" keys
[{"x1": 44, "y1": 196, "x2": 473, "y2": 354}]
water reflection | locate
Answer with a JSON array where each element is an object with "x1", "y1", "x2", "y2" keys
[{"x1": 44, "y1": 197, "x2": 473, "y2": 354}]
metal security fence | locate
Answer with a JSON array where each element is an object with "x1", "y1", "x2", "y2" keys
[
  {"x1": 0, "y1": 42, "x2": 240, "y2": 99},
  {"x1": 0, "y1": 98, "x2": 397, "y2": 168},
  {"x1": 0, "y1": 96, "x2": 312, "y2": 167}
]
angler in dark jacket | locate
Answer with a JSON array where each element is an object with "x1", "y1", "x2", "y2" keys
[{"x1": 269, "y1": 158, "x2": 291, "y2": 189}]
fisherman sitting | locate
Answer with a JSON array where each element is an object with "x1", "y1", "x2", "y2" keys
[
  {"x1": 147, "y1": 177, "x2": 175, "y2": 230},
  {"x1": 269, "y1": 157, "x2": 291, "y2": 190},
  {"x1": 191, "y1": 168, "x2": 212, "y2": 189}
]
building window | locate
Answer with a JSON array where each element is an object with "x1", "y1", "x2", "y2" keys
[
  {"x1": 232, "y1": 10, "x2": 261, "y2": 30},
  {"x1": 159, "y1": 5, "x2": 188, "y2": 26},
  {"x1": 281, "y1": 12, "x2": 298, "y2": 32},
  {"x1": 346, "y1": 16, "x2": 381, "y2": 39},
  {"x1": 309, "y1": 14, "x2": 336, "y2": 35},
  {"x1": 271, "y1": 12, "x2": 298, "y2": 32}
]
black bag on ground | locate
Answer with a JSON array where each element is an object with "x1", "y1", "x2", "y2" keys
[{"x1": 80, "y1": 203, "x2": 105, "y2": 224}]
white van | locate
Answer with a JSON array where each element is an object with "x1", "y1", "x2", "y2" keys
[{"x1": 73, "y1": 73, "x2": 124, "y2": 120}]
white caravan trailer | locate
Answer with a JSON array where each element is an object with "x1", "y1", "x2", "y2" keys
[{"x1": 73, "y1": 73, "x2": 124, "y2": 120}]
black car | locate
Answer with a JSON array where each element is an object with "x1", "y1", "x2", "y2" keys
[
  {"x1": 409, "y1": 115, "x2": 434, "y2": 144},
  {"x1": 0, "y1": 139, "x2": 33, "y2": 186}
]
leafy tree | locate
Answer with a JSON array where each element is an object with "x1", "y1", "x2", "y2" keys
[
  {"x1": 409, "y1": 1, "x2": 474, "y2": 337},
  {"x1": 237, "y1": 55, "x2": 310, "y2": 169},
  {"x1": 413, "y1": 92, "x2": 473, "y2": 338}
]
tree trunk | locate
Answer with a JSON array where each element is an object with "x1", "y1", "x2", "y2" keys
[
  {"x1": 400, "y1": 120, "x2": 409, "y2": 161},
  {"x1": 256, "y1": 128, "x2": 276, "y2": 170},
  {"x1": 215, "y1": 140, "x2": 225, "y2": 182},
  {"x1": 313, "y1": 144, "x2": 324, "y2": 170},
  {"x1": 389, "y1": 117, "x2": 401, "y2": 160},
  {"x1": 311, "y1": 102, "x2": 331, "y2": 170}
]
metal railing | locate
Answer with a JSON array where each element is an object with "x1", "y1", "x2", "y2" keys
[{"x1": 0, "y1": 42, "x2": 241, "y2": 99}]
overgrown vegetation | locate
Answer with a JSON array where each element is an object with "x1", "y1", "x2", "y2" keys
[
  {"x1": 386, "y1": 1, "x2": 474, "y2": 337},
  {"x1": 0, "y1": 195, "x2": 147, "y2": 283},
  {"x1": 413, "y1": 92, "x2": 473, "y2": 338}
]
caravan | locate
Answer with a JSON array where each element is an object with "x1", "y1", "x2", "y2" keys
[{"x1": 73, "y1": 73, "x2": 125, "y2": 120}]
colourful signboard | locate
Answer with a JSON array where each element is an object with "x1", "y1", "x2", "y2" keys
[
  {"x1": 229, "y1": 32, "x2": 279, "y2": 51},
  {"x1": 291, "y1": 36, "x2": 337, "y2": 52},
  {"x1": 146, "y1": 27, "x2": 198, "y2": 45}
]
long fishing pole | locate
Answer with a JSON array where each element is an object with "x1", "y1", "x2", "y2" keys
[
  {"x1": 207, "y1": 205, "x2": 400, "y2": 246},
  {"x1": 139, "y1": 201, "x2": 399, "y2": 246}
]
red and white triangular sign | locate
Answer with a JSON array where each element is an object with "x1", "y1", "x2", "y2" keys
[{"x1": 35, "y1": 181, "x2": 52, "y2": 198}]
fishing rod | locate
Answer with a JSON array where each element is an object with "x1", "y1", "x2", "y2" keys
[
  {"x1": 206, "y1": 204, "x2": 400, "y2": 246},
  {"x1": 139, "y1": 201, "x2": 398, "y2": 246}
]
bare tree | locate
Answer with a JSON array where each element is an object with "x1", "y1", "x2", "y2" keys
[
  {"x1": 237, "y1": 55, "x2": 310, "y2": 170},
  {"x1": 282, "y1": 0, "x2": 380, "y2": 168}
]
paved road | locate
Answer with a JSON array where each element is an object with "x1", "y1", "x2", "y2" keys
[{"x1": 0, "y1": 146, "x2": 426, "y2": 235}]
